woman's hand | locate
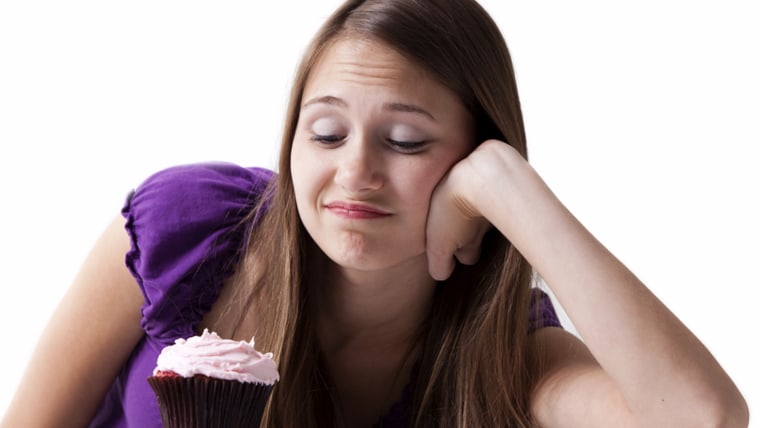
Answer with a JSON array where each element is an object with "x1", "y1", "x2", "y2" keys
[{"x1": 425, "y1": 139, "x2": 520, "y2": 280}]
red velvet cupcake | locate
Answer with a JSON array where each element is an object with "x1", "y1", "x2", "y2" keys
[{"x1": 147, "y1": 329, "x2": 279, "y2": 428}]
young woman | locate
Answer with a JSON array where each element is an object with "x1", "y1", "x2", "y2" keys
[{"x1": 2, "y1": 0, "x2": 748, "y2": 427}]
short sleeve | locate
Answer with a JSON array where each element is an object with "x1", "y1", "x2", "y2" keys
[
  {"x1": 121, "y1": 162, "x2": 274, "y2": 342},
  {"x1": 528, "y1": 288, "x2": 562, "y2": 333}
]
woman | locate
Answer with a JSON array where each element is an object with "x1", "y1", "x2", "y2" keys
[{"x1": 2, "y1": 0, "x2": 748, "y2": 427}]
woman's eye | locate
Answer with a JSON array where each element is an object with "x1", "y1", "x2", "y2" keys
[
  {"x1": 311, "y1": 134, "x2": 344, "y2": 145},
  {"x1": 387, "y1": 139, "x2": 427, "y2": 153}
]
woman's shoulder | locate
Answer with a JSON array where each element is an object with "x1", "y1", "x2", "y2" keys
[{"x1": 121, "y1": 162, "x2": 275, "y2": 340}]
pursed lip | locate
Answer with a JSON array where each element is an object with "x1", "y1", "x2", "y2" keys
[{"x1": 324, "y1": 201, "x2": 392, "y2": 219}]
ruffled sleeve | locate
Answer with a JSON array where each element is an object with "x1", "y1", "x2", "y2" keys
[
  {"x1": 528, "y1": 287, "x2": 562, "y2": 333},
  {"x1": 121, "y1": 162, "x2": 274, "y2": 342}
]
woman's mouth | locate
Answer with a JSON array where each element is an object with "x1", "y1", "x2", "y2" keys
[{"x1": 324, "y1": 201, "x2": 392, "y2": 219}]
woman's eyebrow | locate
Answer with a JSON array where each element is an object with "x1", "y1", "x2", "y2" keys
[
  {"x1": 302, "y1": 95, "x2": 346, "y2": 109},
  {"x1": 383, "y1": 102, "x2": 436, "y2": 121},
  {"x1": 301, "y1": 96, "x2": 436, "y2": 122}
]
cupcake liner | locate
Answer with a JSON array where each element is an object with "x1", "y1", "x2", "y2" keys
[{"x1": 148, "y1": 375, "x2": 273, "y2": 428}]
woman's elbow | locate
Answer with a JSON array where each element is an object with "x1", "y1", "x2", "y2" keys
[{"x1": 698, "y1": 385, "x2": 749, "y2": 428}]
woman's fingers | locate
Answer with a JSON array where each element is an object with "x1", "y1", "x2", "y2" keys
[
  {"x1": 454, "y1": 221, "x2": 490, "y2": 265},
  {"x1": 425, "y1": 207, "x2": 460, "y2": 280},
  {"x1": 426, "y1": 173, "x2": 489, "y2": 280}
]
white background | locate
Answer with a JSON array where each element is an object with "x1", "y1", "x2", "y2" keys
[{"x1": 1, "y1": 0, "x2": 757, "y2": 423}]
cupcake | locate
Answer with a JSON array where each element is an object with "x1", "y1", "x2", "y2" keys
[{"x1": 147, "y1": 329, "x2": 279, "y2": 428}]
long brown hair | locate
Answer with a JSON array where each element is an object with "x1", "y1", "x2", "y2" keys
[{"x1": 228, "y1": 0, "x2": 535, "y2": 426}]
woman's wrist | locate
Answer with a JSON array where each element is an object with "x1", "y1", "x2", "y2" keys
[{"x1": 459, "y1": 140, "x2": 539, "y2": 223}]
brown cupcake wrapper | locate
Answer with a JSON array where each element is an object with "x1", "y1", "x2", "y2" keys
[{"x1": 147, "y1": 375, "x2": 273, "y2": 428}]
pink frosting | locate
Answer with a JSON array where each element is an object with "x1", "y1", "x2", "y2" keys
[{"x1": 154, "y1": 329, "x2": 279, "y2": 385}]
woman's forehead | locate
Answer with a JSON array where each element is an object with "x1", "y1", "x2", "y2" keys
[
  {"x1": 301, "y1": 38, "x2": 469, "y2": 121},
  {"x1": 305, "y1": 38, "x2": 430, "y2": 93}
]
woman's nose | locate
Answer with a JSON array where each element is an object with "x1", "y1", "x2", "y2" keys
[{"x1": 334, "y1": 137, "x2": 383, "y2": 195}]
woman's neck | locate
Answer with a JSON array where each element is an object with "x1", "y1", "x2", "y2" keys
[
  {"x1": 313, "y1": 253, "x2": 433, "y2": 426},
  {"x1": 315, "y1": 253, "x2": 435, "y2": 356}
]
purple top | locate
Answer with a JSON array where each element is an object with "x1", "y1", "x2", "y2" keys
[{"x1": 88, "y1": 162, "x2": 561, "y2": 428}]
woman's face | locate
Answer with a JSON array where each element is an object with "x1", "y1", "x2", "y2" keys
[{"x1": 291, "y1": 38, "x2": 473, "y2": 274}]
